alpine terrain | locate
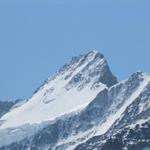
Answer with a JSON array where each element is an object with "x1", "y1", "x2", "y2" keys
[{"x1": 0, "y1": 50, "x2": 149, "y2": 150}]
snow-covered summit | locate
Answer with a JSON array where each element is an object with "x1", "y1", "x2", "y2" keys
[
  {"x1": 0, "y1": 51, "x2": 150, "y2": 150},
  {"x1": 0, "y1": 50, "x2": 117, "y2": 129}
]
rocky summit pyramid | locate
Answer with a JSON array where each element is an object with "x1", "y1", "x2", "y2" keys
[
  {"x1": 0, "y1": 50, "x2": 149, "y2": 150},
  {"x1": 0, "y1": 50, "x2": 117, "y2": 129}
]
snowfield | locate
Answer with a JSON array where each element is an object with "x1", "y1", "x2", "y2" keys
[{"x1": 0, "y1": 51, "x2": 107, "y2": 129}]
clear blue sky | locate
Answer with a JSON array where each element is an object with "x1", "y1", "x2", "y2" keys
[{"x1": 0, "y1": 0, "x2": 150, "y2": 101}]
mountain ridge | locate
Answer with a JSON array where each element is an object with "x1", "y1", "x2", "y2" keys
[
  {"x1": 0, "y1": 50, "x2": 117, "y2": 129},
  {"x1": 0, "y1": 50, "x2": 149, "y2": 150}
]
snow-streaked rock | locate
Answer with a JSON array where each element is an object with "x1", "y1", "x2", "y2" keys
[
  {"x1": 0, "y1": 50, "x2": 117, "y2": 129},
  {"x1": 0, "y1": 51, "x2": 149, "y2": 150},
  {"x1": 0, "y1": 50, "x2": 118, "y2": 149},
  {"x1": 74, "y1": 72, "x2": 150, "y2": 150}
]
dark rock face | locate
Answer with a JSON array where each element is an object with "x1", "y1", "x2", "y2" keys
[
  {"x1": 0, "y1": 101, "x2": 14, "y2": 118},
  {"x1": 96, "y1": 63, "x2": 117, "y2": 87},
  {"x1": 101, "y1": 120, "x2": 150, "y2": 150},
  {"x1": 75, "y1": 121, "x2": 150, "y2": 150}
]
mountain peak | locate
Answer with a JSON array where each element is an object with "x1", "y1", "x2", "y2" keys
[
  {"x1": 57, "y1": 50, "x2": 117, "y2": 87},
  {"x1": 0, "y1": 51, "x2": 149, "y2": 150},
  {"x1": 129, "y1": 71, "x2": 150, "y2": 83},
  {"x1": 86, "y1": 50, "x2": 99, "y2": 57},
  {"x1": 85, "y1": 50, "x2": 104, "y2": 60},
  {"x1": 89, "y1": 49, "x2": 98, "y2": 54},
  {"x1": 59, "y1": 50, "x2": 104, "y2": 73},
  {"x1": 87, "y1": 50, "x2": 101, "y2": 55},
  {"x1": 0, "y1": 50, "x2": 117, "y2": 129}
]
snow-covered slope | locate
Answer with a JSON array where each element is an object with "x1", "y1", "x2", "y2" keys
[
  {"x1": 0, "y1": 50, "x2": 117, "y2": 129},
  {"x1": 95, "y1": 72, "x2": 150, "y2": 135},
  {"x1": 0, "y1": 50, "x2": 149, "y2": 150}
]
